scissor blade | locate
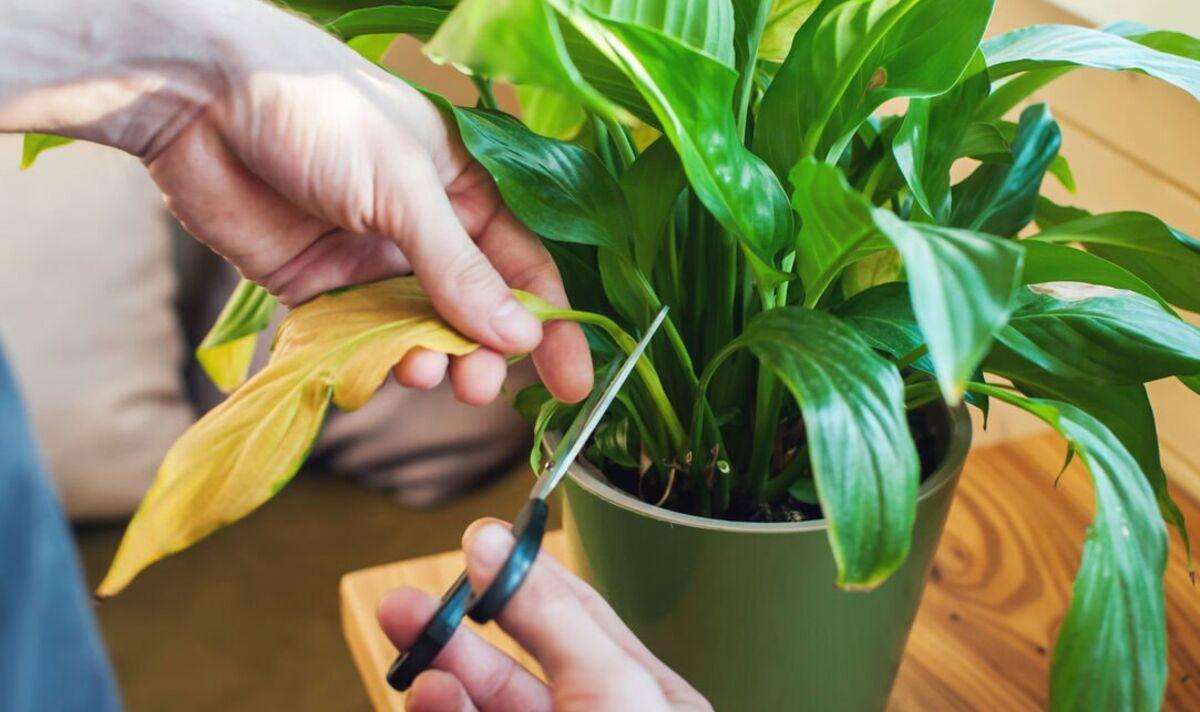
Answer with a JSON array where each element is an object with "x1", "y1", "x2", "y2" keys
[{"x1": 530, "y1": 306, "x2": 669, "y2": 501}]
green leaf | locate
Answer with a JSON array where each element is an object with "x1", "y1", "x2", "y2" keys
[
  {"x1": 325, "y1": 5, "x2": 449, "y2": 40},
  {"x1": 444, "y1": 106, "x2": 632, "y2": 249},
  {"x1": 997, "y1": 284, "x2": 1200, "y2": 384},
  {"x1": 893, "y1": 52, "x2": 990, "y2": 222},
  {"x1": 875, "y1": 212, "x2": 1023, "y2": 402},
  {"x1": 620, "y1": 137, "x2": 686, "y2": 272},
  {"x1": 20, "y1": 133, "x2": 74, "y2": 170},
  {"x1": 597, "y1": 246, "x2": 657, "y2": 327},
  {"x1": 1019, "y1": 241, "x2": 1170, "y2": 310},
  {"x1": 551, "y1": 0, "x2": 793, "y2": 278},
  {"x1": 834, "y1": 283, "x2": 933, "y2": 374},
  {"x1": 1031, "y1": 211, "x2": 1200, "y2": 312},
  {"x1": 426, "y1": 0, "x2": 628, "y2": 122},
  {"x1": 732, "y1": 307, "x2": 919, "y2": 588},
  {"x1": 985, "y1": 349, "x2": 1191, "y2": 569},
  {"x1": 789, "y1": 159, "x2": 1024, "y2": 402},
  {"x1": 983, "y1": 24, "x2": 1200, "y2": 107},
  {"x1": 1182, "y1": 375, "x2": 1200, "y2": 398},
  {"x1": 967, "y1": 384, "x2": 1167, "y2": 711},
  {"x1": 758, "y1": 0, "x2": 819, "y2": 62},
  {"x1": 346, "y1": 33, "x2": 398, "y2": 63},
  {"x1": 788, "y1": 159, "x2": 889, "y2": 302},
  {"x1": 516, "y1": 86, "x2": 587, "y2": 140},
  {"x1": 755, "y1": 0, "x2": 993, "y2": 172},
  {"x1": 1033, "y1": 195, "x2": 1089, "y2": 230},
  {"x1": 948, "y1": 103, "x2": 1062, "y2": 237},
  {"x1": 957, "y1": 120, "x2": 1075, "y2": 193},
  {"x1": 196, "y1": 280, "x2": 278, "y2": 393}
]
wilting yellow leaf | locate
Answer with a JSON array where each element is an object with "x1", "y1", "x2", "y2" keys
[{"x1": 98, "y1": 277, "x2": 479, "y2": 597}]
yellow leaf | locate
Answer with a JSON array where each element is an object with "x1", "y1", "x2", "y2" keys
[{"x1": 98, "y1": 277, "x2": 478, "y2": 597}]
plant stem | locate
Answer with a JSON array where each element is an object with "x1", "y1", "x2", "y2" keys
[
  {"x1": 604, "y1": 117, "x2": 637, "y2": 169},
  {"x1": 536, "y1": 307, "x2": 686, "y2": 452},
  {"x1": 591, "y1": 117, "x2": 618, "y2": 174},
  {"x1": 760, "y1": 445, "x2": 809, "y2": 503},
  {"x1": 470, "y1": 76, "x2": 498, "y2": 110}
]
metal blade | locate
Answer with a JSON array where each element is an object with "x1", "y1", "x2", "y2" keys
[{"x1": 529, "y1": 306, "x2": 669, "y2": 501}]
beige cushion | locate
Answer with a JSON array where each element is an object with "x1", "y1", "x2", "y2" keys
[{"x1": 0, "y1": 135, "x2": 193, "y2": 520}]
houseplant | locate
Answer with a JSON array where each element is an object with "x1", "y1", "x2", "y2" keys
[{"x1": 34, "y1": 0, "x2": 1197, "y2": 708}]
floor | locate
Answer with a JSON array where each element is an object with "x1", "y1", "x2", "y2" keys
[{"x1": 74, "y1": 466, "x2": 548, "y2": 711}]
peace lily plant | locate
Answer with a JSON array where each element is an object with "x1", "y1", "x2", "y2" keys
[{"x1": 26, "y1": 0, "x2": 1200, "y2": 708}]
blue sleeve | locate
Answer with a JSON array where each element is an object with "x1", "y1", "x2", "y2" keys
[{"x1": 0, "y1": 343, "x2": 122, "y2": 712}]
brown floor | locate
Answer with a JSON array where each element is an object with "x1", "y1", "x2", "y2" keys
[{"x1": 74, "y1": 465, "x2": 550, "y2": 711}]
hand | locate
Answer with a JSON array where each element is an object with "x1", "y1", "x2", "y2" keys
[
  {"x1": 0, "y1": 0, "x2": 592, "y2": 405},
  {"x1": 377, "y1": 520, "x2": 712, "y2": 712}
]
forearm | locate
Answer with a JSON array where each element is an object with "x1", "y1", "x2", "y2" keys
[{"x1": 0, "y1": 0, "x2": 285, "y2": 158}]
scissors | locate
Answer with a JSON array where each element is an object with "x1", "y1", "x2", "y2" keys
[{"x1": 386, "y1": 306, "x2": 671, "y2": 692}]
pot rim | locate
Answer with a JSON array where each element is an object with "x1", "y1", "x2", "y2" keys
[{"x1": 562, "y1": 403, "x2": 972, "y2": 535}]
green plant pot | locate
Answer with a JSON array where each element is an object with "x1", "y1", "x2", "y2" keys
[{"x1": 561, "y1": 405, "x2": 971, "y2": 711}]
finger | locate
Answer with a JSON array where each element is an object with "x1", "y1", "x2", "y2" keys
[
  {"x1": 406, "y1": 671, "x2": 478, "y2": 712},
  {"x1": 377, "y1": 588, "x2": 552, "y2": 712},
  {"x1": 468, "y1": 206, "x2": 592, "y2": 404},
  {"x1": 394, "y1": 348, "x2": 449, "y2": 390},
  {"x1": 462, "y1": 523, "x2": 668, "y2": 706},
  {"x1": 465, "y1": 520, "x2": 709, "y2": 710},
  {"x1": 380, "y1": 159, "x2": 542, "y2": 356},
  {"x1": 448, "y1": 349, "x2": 507, "y2": 405}
]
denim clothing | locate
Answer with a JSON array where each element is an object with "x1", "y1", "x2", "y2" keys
[{"x1": 0, "y1": 342, "x2": 121, "y2": 711}]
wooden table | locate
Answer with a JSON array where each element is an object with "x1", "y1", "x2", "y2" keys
[{"x1": 341, "y1": 435, "x2": 1200, "y2": 710}]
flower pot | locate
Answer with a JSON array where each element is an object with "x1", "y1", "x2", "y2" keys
[{"x1": 561, "y1": 404, "x2": 971, "y2": 711}]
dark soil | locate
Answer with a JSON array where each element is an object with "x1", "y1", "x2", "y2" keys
[{"x1": 599, "y1": 402, "x2": 955, "y2": 523}]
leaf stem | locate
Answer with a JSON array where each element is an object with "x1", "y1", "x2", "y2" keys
[
  {"x1": 470, "y1": 76, "x2": 498, "y2": 110},
  {"x1": 535, "y1": 306, "x2": 686, "y2": 452}
]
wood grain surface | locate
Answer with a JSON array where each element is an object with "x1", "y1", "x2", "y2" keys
[{"x1": 341, "y1": 434, "x2": 1200, "y2": 710}]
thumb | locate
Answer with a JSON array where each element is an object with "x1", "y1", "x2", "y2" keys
[{"x1": 381, "y1": 158, "x2": 542, "y2": 354}]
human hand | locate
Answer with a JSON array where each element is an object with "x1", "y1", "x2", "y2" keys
[
  {"x1": 377, "y1": 520, "x2": 712, "y2": 712},
  {"x1": 0, "y1": 0, "x2": 591, "y2": 405}
]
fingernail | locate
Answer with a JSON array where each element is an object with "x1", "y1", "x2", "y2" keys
[
  {"x1": 467, "y1": 523, "x2": 513, "y2": 572},
  {"x1": 490, "y1": 299, "x2": 541, "y2": 351}
]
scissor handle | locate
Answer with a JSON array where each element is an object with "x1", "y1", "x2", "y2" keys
[{"x1": 386, "y1": 498, "x2": 549, "y2": 692}]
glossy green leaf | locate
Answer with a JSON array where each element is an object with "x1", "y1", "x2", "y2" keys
[
  {"x1": 597, "y1": 246, "x2": 657, "y2": 327},
  {"x1": 1019, "y1": 241, "x2": 1170, "y2": 310},
  {"x1": 893, "y1": 52, "x2": 989, "y2": 221},
  {"x1": 758, "y1": 0, "x2": 819, "y2": 62},
  {"x1": 967, "y1": 384, "x2": 1167, "y2": 711},
  {"x1": 445, "y1": 106, "x2": 632, "y2": 248},
  {"x1": 948, "y1": 103, "x2": 1062, "y2": 237},
  {"x1": 996, "y1": 284, "x2": 1200, "y2": 384},
  {"x1": 976, "y1": 21, "x2": 1200, "y2": 122},
  {"x1": 326, "y1": 5, "x2": 449, "y2": 40},
  {"x1": 516, "y1": 86, "x2": 587, "y2": 140},
  {"x1": 957, "y1": 120, "x2": 1075, "y2": 193},
  {"x1": 730, "y1": 307, "x2": 919, "y2": 588},
  {"x1": 551, "y1": 0, "x2": 793, "y2": 277},
  {"x1": 788, "y1": 158, "x2": 888, "y2": 302},
  {"x1": 983, "y1": 24, "x2": 1200, "y2": 109},
  {"x1": 985, "y1": 349, "x2": 1190, "y2": 567},
  {"x1": 755, "y1": 0, "x2": 993, "y2": 172},
  {"x1": 426, "y1": 0, "x2": 627, "y2": 121},
  {"x1": 1033, "y1": 195, "x2": 1089, "y2": 230},
  {"x1": 196, "y1": 280, "x2": 278, "y2": 393},
  {"x1": 20, "y1": 133, "x2": 74, "y2": 170},
  {"x1": 789, "y1": 159, "x2": 1024, "y2": 402},
  {"x1": 834, "y1": 283, "x2": 933, "y2": 374},
  {"x1": 1031, "y1": 211, "x2": 1200, "y2": 312},
  {"x1": 620, "y1": 137, "x2": 686, "y2": 272}
]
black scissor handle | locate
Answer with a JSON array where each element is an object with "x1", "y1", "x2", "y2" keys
[{"x1": 386, "y1": 498, "x2": 549, "y2": 692}]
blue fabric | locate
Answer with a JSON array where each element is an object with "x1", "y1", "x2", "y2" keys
[{"x1": 0, "y1": 343, "x2": 121, "y2": 712}]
